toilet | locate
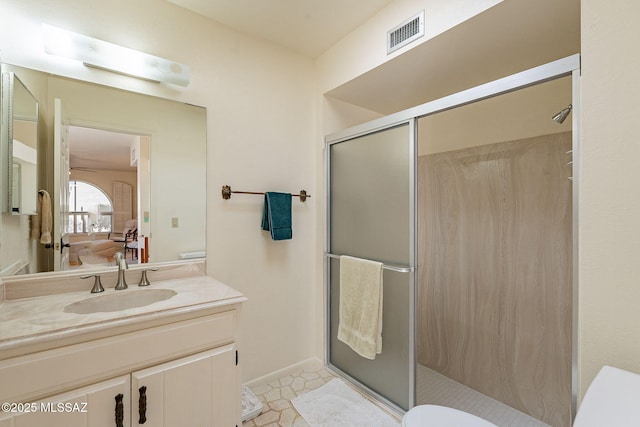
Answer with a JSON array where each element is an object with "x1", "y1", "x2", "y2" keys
[{"x1": 402, "y1": 365, "x2": 640, "y2": 427}]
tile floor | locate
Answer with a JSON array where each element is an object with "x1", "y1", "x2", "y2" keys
[
  {"x1": 243, "y1": 365, "x2": 336, "y2": 426},
  {"x1": 244, "y1": 362, "x2": 552, "y2": 427}
]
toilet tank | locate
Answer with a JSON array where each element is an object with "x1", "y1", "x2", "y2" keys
[{"x1": 573, "y1": 366, "x2": 640, "y2": 427}]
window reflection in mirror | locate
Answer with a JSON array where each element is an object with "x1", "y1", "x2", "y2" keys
[
  {"x1": 68, "y1": 181, "x2": 113, "y2": 233},
  {"x1": 0, "y1": 63, "x2": 206, "y2": 277}
]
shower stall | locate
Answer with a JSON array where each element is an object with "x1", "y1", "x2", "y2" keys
[{"x1": 325, "y1": 55, "x2": 580, "y2": 427}]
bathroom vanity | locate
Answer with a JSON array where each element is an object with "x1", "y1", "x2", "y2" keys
[{"x1": 0, "y1": 262, "x2": 246, "y2": 426}]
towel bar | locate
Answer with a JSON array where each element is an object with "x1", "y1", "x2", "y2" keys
[
  {"x1": 325, "y1": 253, "x2": 415, "y2": 273},
  {"x1": 222, "y1": 185, "x2": 310, "y2": 202}
]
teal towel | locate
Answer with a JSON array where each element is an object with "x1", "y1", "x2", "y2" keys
[{"x1": 261, "y1": 192, "x2": 292, "y2": 240}]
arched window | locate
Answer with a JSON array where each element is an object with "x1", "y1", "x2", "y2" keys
[{"x1": 68, "y1": 181, "x2": 113, "y2": 233}]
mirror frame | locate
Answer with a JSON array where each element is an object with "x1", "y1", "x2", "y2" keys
[
  {"x1": 1, "y1": 72, "x2": 39, "y2": 215},
  {"x1": 1, "y1": 72, "x2": 14, "y2": 213}
]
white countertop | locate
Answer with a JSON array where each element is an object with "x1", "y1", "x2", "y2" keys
[{"x1": 0, "y1": 275, "x2": 246, "y2": 355}]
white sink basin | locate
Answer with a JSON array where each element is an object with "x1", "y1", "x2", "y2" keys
[{"x1": 64, "y1": 289, "x2": 177, "y2": 314}]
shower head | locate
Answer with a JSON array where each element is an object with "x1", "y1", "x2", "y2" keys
[{"x1": 552, "y1": 104, "x2": 573, "y2": 124}]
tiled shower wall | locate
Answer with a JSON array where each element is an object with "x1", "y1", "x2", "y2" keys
[{"x1": 417, "y1": 132, "x2": 573, "y2": 427}]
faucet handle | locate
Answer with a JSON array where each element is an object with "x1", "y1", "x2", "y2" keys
[
  {"x1": 115, "y1": 251, "x2": 128, "y2": 269},
  {"x1": 138, "y1": 267, "x2": 159, "y2": 287},
  {"x1": 81, "y1": 274, "x2": 105, "y2": 293},
  {"x1": 114, "y1": 251, "x2": 128, "y2": 290}
]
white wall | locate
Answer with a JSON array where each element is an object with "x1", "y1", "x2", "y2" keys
[
  {"x1": 579, "y1": 0, "x2": 640, "y2": 396},
  {"x1": 0, "y1": 0, "x2": 317, "y2": 381}
]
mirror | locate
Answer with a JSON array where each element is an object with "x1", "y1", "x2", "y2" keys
[
  {"x1": 1, "y1": 73, "x2": 38, "y2": 215},
  {"x1": 0, "y1": 63, "x2": 206, "y2": 277}
]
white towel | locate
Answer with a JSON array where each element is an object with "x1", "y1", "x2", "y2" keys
[
  {"x1": 337, "y1": 255, "x2": 384, "y2": 360},
  {"x1": 31, "y1": 190, "x2": 52, "y2": 244}
]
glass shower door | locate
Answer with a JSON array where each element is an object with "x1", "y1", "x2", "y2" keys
[{"x1": 326, "y1": 121, "x2": 415, "y2": 411}]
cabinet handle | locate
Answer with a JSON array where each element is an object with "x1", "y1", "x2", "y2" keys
[
  {"x1": 115, "y1": 393, "x2": 124, "y2": 427},
  {"x1": 138, "y1": 386, "x2": 147, "y2": 424}
]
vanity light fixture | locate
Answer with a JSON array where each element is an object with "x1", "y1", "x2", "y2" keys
[{"x1": 42, "y1": 24, "x2": 190, "y2": 87}]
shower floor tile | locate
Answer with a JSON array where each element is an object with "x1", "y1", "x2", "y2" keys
[{"x1": 416, "y1": 364, "x2": 551, "y2": 427}]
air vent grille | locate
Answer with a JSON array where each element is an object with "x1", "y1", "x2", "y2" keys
[{"x1": 387, "y1": 11, "x2": 425, "y2": 54}]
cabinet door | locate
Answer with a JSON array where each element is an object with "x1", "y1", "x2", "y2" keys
[
  {"x1": 132, "y1": 344, "x2": 237, "y2": 427},
  {"x1": 2, "y1": 375, "x2": 130, "y2": 427}
]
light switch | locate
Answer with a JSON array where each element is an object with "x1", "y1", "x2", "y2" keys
[{"x1": 171, "y1": 217, "x2": 179, "y2": 228}]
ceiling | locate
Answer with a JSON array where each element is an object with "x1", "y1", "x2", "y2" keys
[
  {"x1": 166, "y1": 0, "x2": 580, "y2": 116},
  {"x1": 166, "y1": 0, "x2": 395, "y2": 58},
  {"x1": 69, "y1": 126, "x2": 138, "y2": 172}
]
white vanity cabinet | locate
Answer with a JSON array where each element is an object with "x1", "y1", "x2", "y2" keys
[
  {"x1": 132, "y1": 344, "x2": 237, "y2": 426},
  {"x1": 0, "y1": 300, "x2": 244, "y2": 427},
  {"x1": 1, "y1": 345, "x2": 237, "y2": 427},
  {"x1": 0, "y1": 375, "x2": 131, "y2": 427}
]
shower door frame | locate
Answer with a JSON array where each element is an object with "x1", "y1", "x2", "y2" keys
[
  {"x1": 325, "y1": 53, "x2": 581, "y2": 416},
  {"x1": 325, "y1": 118, "x2": 419, "y2": 412}
]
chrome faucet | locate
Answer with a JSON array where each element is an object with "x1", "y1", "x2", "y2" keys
[
  {"x1": 81, "y1": 274, "x2": 104, "y2": 293},
  {"x1": 138, "y1": 267, "x2": 159, "y2": 287},
  {"x1": 114, "y1": 252, "x2": 128, "y2": 290}
]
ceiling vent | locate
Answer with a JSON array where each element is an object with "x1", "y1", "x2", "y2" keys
[{"x1": 387, "y1": 10, "x2": 425, "y2": 54}]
